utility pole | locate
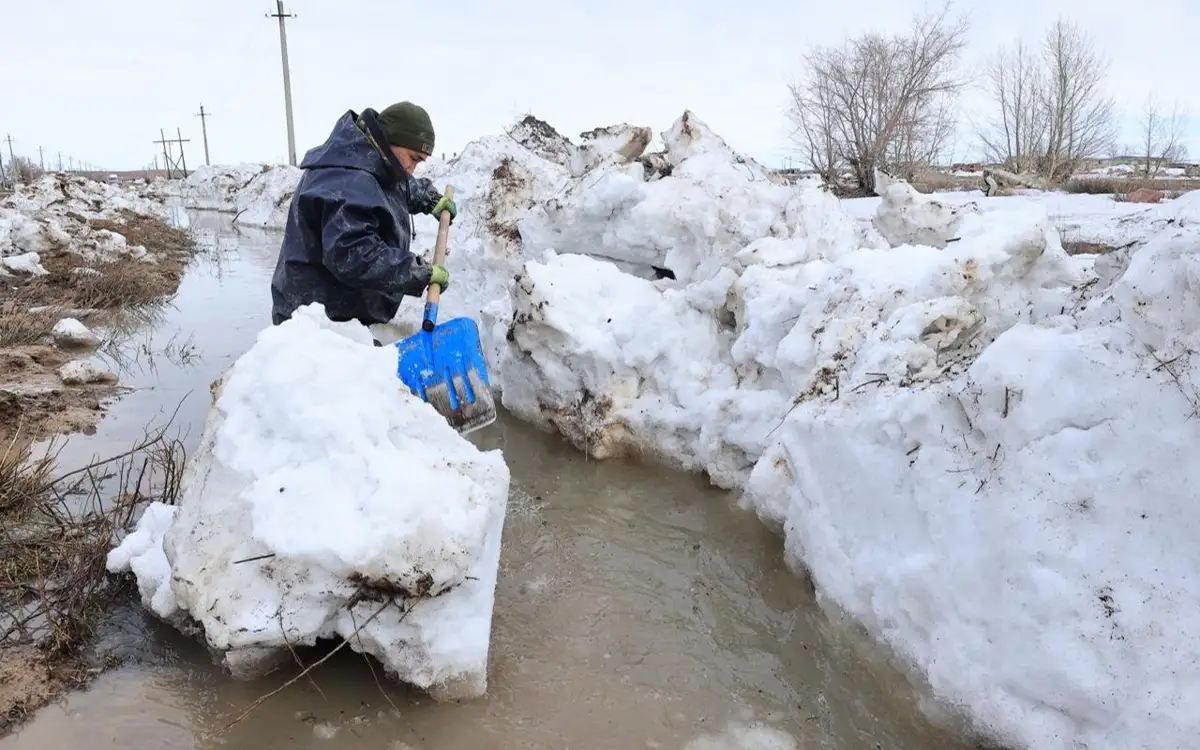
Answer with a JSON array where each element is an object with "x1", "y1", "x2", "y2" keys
[
  {"x1": 266, "y1": 0, "x2": 297, "y2": 166},
  {"x1": 176, "y1": 127, "x2": 190, "y2": 176},
  {"x1": 37, "y1": 146, "x2": 44, "y2": 171},
  {"x1": 57, "y1": 153, "x2": 63, "y2": 171},
  {"x1": 196, "y1": 104, "x2": 213, "y2": 166},
  {"x1": 3, "y1": 134, "x2": 14, "y2": 164},
  {"x1": 153, "y1": 128, "x2": 191, "y2": 179}
]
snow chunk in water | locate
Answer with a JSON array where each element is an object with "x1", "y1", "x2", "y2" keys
[
  {"x1": 105, "y1": 503, "x2": 178, "y2": 618},
  {"x1": 52, "y1": 317, "x2": 102, "y2": 348},
  {"x1": 107, "y1": 304, "x2": 510, "y2": 699}
]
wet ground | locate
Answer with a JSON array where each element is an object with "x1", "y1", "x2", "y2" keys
[{"x1": 0, "y1": 211, "x2": 977, "y2": 749}]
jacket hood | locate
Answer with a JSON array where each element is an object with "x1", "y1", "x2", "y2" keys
[{"x1": 299, "y1": 110, "x2": 391, "y2": 179}]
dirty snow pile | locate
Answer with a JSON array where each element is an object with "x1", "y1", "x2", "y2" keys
[
  {"x1": 0, "y1": 173, "x2": 173, "y2": 276},
  {"x1": 162, "y1": 108, "x2": 1200, "y2": 745},
  {"x1": 168, "y1": 163, "x2": 302, "y2": 228},
  {"x1": 107, "y1": 303, "x2": 510, "y2": 700},
  {"x1": 415, "y1": 111, "x2": 1200, "y2": 749}
]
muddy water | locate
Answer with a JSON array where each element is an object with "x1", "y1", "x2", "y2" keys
[{"x1": 1, "y1": 212, "x2": 974, "y2": 750}]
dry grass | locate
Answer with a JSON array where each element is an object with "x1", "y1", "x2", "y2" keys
[
  {"x1": 0, "y1": 433, "x2": 55, "y2": 518},
  {"x1": 1062, "y1": 177, "x2": 1200, "y2": 197},
  {"x1": 10, "y1": 211, "x2": 196, "y2": 312},
  {"x1": 910, "y1": 171, "x2": 982, "y2": 193},
  {"x1": 0, "y1": 409, "x2": 187, "y2": 734},
  {"x1": 0, "y1": 307, "x2": 59, "y2": 348}
]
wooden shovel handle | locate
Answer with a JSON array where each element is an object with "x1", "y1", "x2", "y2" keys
[{"x1": 426, "y1": 184, "x2": 454, "y2": 305}]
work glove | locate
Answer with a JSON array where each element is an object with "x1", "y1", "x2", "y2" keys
[
  {"x1": 430, "y1": 194, "x2": 457, "y2": 223},
  {"x1": 429, "y1": 263, "x2": 450, "y2": 291},
  {"x1": 414, "y1": 259, "x2": 451, "y2": 293}
]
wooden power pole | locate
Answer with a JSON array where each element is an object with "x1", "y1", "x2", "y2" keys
[
  {"x1": 196, "y1": 104, "x2": 213, "y2": 166},
  {"x1": 267, "y1": 0, "x2": 297, "y2": 166}
]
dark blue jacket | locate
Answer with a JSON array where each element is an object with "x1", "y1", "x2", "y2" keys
[{"x1": 270, "y1": 109, "x2": 442, "y2": 327}]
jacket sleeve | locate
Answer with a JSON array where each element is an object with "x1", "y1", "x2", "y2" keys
[
  {"x1": 315, "y1": 186, "x2": 429, "y2": 298},
  {"x1": 404, "y1": 174, "x2": 443, "y2": 215}
]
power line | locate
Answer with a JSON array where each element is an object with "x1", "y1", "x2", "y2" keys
[
  {"x1": 266, "y1": 0, "x2": 297, "y2": 166},
  {"x1": 196, "y1": 104, "x2": 213, "y2": 166}
]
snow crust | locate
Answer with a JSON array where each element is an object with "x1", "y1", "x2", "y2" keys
[
  {"x1": 161, "y1": 109, "x2": 1200, "y2": 749},
  {"x1": 107, "y1": 304, "x2": 510, "y2": 699}
]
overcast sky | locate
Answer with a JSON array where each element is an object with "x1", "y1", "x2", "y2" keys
[{"x1": 2, "y1": 0, "x2": 1196, "y2": 171}]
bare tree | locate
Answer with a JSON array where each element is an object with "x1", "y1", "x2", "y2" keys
[
  {"x1": 6, "y1": 155, "x2": 43, "y2": 185},
  {"x1": 1039, "y1": 19, "x2": 1116, "y2": 181},
  {"x1": 978, "y1": 18, "x2": 1116, "y2": 182},
  {"x1": 978, "y1": 40, "x2": 1048, "y2": 174},
  {"x1": 786, "y1": 2, "x2": 970, "y2": 193},
  {"x1": 1137, "y1": 94, "x2": 1187, "y2": 178}
]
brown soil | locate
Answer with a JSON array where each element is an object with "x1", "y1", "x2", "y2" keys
[
  {"x1": 0, "y1": 647, "x2": 54, "y2": 733},
  {"x1": 0, "y1": 346, "x2": 116, "y2": 443}
]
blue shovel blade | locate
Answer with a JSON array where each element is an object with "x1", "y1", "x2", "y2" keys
[{"x1": 395, "y1": 316, "x2": 493, "y2": 408}]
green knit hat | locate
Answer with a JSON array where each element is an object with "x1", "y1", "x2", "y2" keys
[{"x1": 375, "y1": 101, "x2": 435, "y2": 157}]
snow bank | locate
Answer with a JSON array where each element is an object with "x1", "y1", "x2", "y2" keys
[
  {"x1": 170, "y1": 163, "x2": 302, "y2": 228},
  {"x1": 0, "y1": 173, "x2": 173, "y2": 268},
  {"x1": 107, "y1": 304, "x2": 510, "y2": 700},
  {"x1": 162, "y1": 108, "x2": 1200, "y2": 747},
  {"x1": 438, "y1": 113, "x2": 1200, "y2": 747},
  {"x1": 742, "y1": 216, "x2": 1200, "y2": 750}
]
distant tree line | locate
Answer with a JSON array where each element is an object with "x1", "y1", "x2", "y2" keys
[{"x1": 786, "y1": 1, "x2": 1188, "y2": 193}]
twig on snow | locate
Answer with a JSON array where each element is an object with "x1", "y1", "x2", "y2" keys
[
  {"x1": 215, "y1": 597, "x2": 415, "y2": 734},
  {"x1": 349, "y1": 607, "x2": 401, "y2": 716},
  {"x1": 277, "y1": 608, "x2": 326, "y2": 701},
  {"x1": 231, "y1": 553, "x2": 277, "y2": 565}
]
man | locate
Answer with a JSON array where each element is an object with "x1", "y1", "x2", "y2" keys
[{"x1": 269, "y1": 101, "x2": 457, "y2": 337}]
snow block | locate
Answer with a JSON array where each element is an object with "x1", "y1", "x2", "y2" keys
[
  {"x1": 107, "y1": 304, "x2": 510, "y2": 700},
  {"x1": 872, "y1": 170, "x2": 980, "y2": 248},
  {"x1": 500, "y1": 252, "x2": 784, "y2": 488}
]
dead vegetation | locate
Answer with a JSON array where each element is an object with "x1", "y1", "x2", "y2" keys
[
  {"x1": 11, "y1": 210, "x2": 196, "y2": 311},
  {"x1": 1062, "y1": 177, "x2": 1200, "y2": 198},
  {"x1": 0, "y1": 307, "x2": 59, "y2": 349},
  {"x1": 1, "y1": 206, "x2": 197, "y2": 444},
  {"x1": 0, "y1": 415, "x2": 186, "y2": 736}
]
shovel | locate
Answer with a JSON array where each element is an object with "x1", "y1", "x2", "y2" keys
[{"x1": 395, "y1": 185, "x2": 498, "y2": 434}]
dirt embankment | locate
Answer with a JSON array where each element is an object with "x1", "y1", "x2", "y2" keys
[{"x1": 1, "y1": 176, "x2": 196, "y2": 734}]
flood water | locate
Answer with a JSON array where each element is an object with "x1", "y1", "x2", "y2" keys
[{"x1": 1, "y1": 212, "x2": 976, "y2": 749}]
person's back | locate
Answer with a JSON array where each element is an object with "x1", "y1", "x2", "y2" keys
[{"x1": 270, "y1": 103, "x2": 452, "y2": 328}]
